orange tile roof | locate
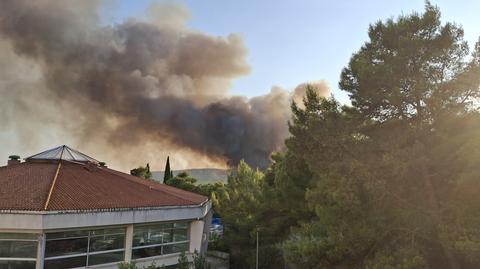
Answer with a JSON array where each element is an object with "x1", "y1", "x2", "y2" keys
[{"x1": 0, "y1": 160, "x2": 208, "y2": 212}]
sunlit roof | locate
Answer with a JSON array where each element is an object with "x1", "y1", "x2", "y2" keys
[{"x1": 25, "y1": 145, "x2": 99, "y2": 163}]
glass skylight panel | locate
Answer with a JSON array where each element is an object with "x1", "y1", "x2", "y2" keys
[{"x1": 25, "y1": 145, "x2": 99, "y2": 163}]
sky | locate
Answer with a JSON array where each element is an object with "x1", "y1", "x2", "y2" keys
[
  {"x1": 1, "y1": 0, "x2": 479, "y2": 171},
  {"x1": 102, "y1": 0, "x2": 480, "y2": 103}
]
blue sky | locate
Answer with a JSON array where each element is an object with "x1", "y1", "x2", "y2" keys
[{"x1": 101, "y1": 0, "x2": 480, "y2": 103}]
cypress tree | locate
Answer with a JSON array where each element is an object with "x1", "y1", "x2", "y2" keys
[{"x1": 163, "y1": 156, "x2": 172, "y2": 184}]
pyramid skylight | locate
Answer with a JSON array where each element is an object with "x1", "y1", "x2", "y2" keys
[{"x1": 26, "y1": 145, "x2": 99, "y2": 163}]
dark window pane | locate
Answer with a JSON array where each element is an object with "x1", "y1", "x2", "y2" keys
[
  {"x1": 133, "y1": 223, "x2": 189, "y2": 247},
  {"x1": 89, "y1": 234, "x2": 125, "y2": 252},
  {"x1": 88, "y1": 251, "x2": 124, "y2": 266},
  {"x1": 163, "y1": 243, "x2": 189, "y2": 255},
  {"x1": 0, "y1": 241, "x2": 37, "y2": 258},
  {"x1": 46, "y1": 231, "x2": 89, "y2": 240},
  {"x1": 173, "y1": 229, "x2": 188, "y2": 242},
  {"x1": 161, "y1": 223, "x2": 174, "y2": 229},
  {"x1": 133, "y1": 226, "x2": 149, "y2": 235},
  {"x1": 133, "y1": 232, "x2": 163, "y2": 247},
  {"x1": 44, "y1": 256, "x2": 87, "y2": 269},
  {"x1": 174, "y1": 223, "x2": 188, "y2": 229},
  {"x1": 90, "y1": 228, "x2": 125, "y2": 237},
  {"x1": 0, "y1": 260, "x2": 36, "y2": 269},
  {"x1": 132, "y1": 228, "x2": 148, "y2": 247},
  {"x1": 161, "y1": 230, "x2": 173, "y2": 244},
  {"x1": 0, "y1": 234, "x2": 37, "y2": 240},
  {"x1": 146, "y1": 232, "x2": 163, "y2": 246},
  {"x1": 45, "y1": 238, "x2": 88, "y2": 257},
  {"x1": 132, "y1": 246, "x2": 162, "y2": 259},
  {"x1": 133, "y1": 225, "x2": 163, "y2": 247}
]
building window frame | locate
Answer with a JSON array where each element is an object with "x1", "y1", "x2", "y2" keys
[
  {"x1": 132, "y1": 221, "x2": 190, "y2": 260},
  {"x1": 44, "y1": 227, "x2": 126, "y2": 268},
  {"x1": 0, "y1": 233, "x2": 38, "y2": 269}
]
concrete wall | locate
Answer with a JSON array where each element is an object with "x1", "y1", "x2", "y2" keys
[
  {"x1": 0, "y1": 201, "x2": 211, "y2": 231},
  {"x1": 0, "y1": 201, "x2": 212, "y2": 269},
  {"x1": 201, "y1": 209, "x2": 213, "y2": 255},
  {"x1": 189, "y1": 220, "x2": 204, "y2": 254}
]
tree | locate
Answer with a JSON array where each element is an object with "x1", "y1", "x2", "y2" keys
[
  {"x1": 340, "y1": 2, "x2": 480, "y2": 124},
  {"x1": 163, "y1": 156, "x2": 172, "y2": 183},
  {"x1": 283, "y1": 3, "x2": 480, "y2": 268},
  {"x1": 177, "y1": 251, "x2": 189, "y2": 269},
  {"x1": 130, "y1": 163, "x2": 152, "y2": 180},
  {"x1": 209, "y1": 87, "x2": 347, "y2": 269},
  {"x1": 195, "y1": 181, "x2": 225, "y2": 198},
  {"x1": 281, "y1": 89, "x2": 362, "y2": 269},
  {"x1": 164, "y1": 171, "x2": 225, "y2": 198},
  {"x1": 214, "y1": 160, "x2": 266, "y2": 269},
  {"x1": 193, "y1": 250, "x2": 211, "y2": 269},
  {"x1": 165, "y1": 172, "x2": 198, "y2": 192}
]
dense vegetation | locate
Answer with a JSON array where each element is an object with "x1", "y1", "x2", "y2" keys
[
  {"x1": 214, "y1": 4, "x2": 480, "y2": 269},
  {"x1": 131, "y1": 3, "x2": 480, "y2": 268},
  {"x1": 130, "y1": 163, "x2": 153, "y2": 180}
]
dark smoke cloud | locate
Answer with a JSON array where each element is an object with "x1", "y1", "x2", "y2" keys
[{"x1": 0, "y1": 0, "x2": 329, "y2": 169}]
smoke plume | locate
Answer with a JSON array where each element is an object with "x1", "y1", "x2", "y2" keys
[{"x1": 0, "y1": 0, "x2": 329, "y2": 169}]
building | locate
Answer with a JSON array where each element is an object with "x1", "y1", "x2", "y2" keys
[{"x1": 0, "y1": 145, "x2": 212, "y2": 269}]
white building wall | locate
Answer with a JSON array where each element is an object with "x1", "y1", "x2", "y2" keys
[
  {"x1": 0, "y1": 201, "x2": 212, "y2": 269},
  {"x1": 35, "y1": 233, "x2": 45, "y2": 269},
  {"x1": 189, "y1": 220, "x2": 204, "y2": 254},
  {"x1": 200, "y1": 209, "x2": 213, "y2": 255},
  {"x1": 124, "y1": 224, "x2": 134, "y2": 263},
  {"x1": 0, "y1": 201, "x2": 212, "y2": 231}
]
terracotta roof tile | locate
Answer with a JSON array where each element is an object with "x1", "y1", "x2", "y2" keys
[
  {"x1": 0, "y1": 162, "x2": 56, "y2": 210},
  {"x1": 0, "y1": 161, "x2": 208, "y2": 212}
]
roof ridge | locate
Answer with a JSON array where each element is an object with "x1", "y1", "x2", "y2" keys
[
  {"x1": 43, "y1": 161, "x2": 62, "y2": 210},
  {"x1": 102, "y1": 168, "x2": 207, "y2": 204}
]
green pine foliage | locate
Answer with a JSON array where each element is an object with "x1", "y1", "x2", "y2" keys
[
  {"x1": 165, "y1": 171, "x2": 225, "y2": 198},
  {"x1": 214, "y1": 3, "x2": 480, "y2": 269},
  {"x1": 130, "y1": 163, "x2": 152, "y2": 180},
  {"x1": 281, "y1": 3, "x2": 480, "y2": 268},
  {"x1": 177, "y1": 251, "x2": 189, "y2": 269},
  {"x1": 193, "y1": 250, "x2": 211, "y2": 269},
  {"x1": 166, "y1": 172, "x2": 198, "y2": 192},
  {"x1": 123, "y1": 3, "x2": 480, "y2": 269},
  {"x1": 214, "y1": 161, "x2": 265, "y2": 268}
]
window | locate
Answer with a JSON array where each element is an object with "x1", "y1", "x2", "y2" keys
[
  {"x1": 0, "y1": 233, "x2": 37, "y2": 269},
  {"x1": 0, "y1": 260, "x2": 36, "y2": 269},
  {"x1": 132, "y1": 222, "x2": 189, "y2": 259},
  {"x1": 44, "y1": 228, "x2": 125, "y2": 269}
]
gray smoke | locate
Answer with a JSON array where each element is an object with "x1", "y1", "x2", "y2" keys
[{"x1": 0, "y1": 0, "x2": 329, "y2": 169}]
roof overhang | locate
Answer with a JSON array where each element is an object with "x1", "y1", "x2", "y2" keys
[{"x1": 0, "y1": 200, "x2": 211, "y2": 231}]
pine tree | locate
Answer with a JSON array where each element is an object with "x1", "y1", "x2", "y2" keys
[
  {"x1": 163, "y1": 156, "x2": 172, "y2": 184},
  {"x1": 282, "y1": 3, "x2": 480, "y2": 268},
  {"x1": 130, "y1": 163, "x2": 152, "y2": 180}
]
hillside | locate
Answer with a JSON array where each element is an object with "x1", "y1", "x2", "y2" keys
[{"x1": 152, "y1": 168, "x2": 229, "y2": 184}]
